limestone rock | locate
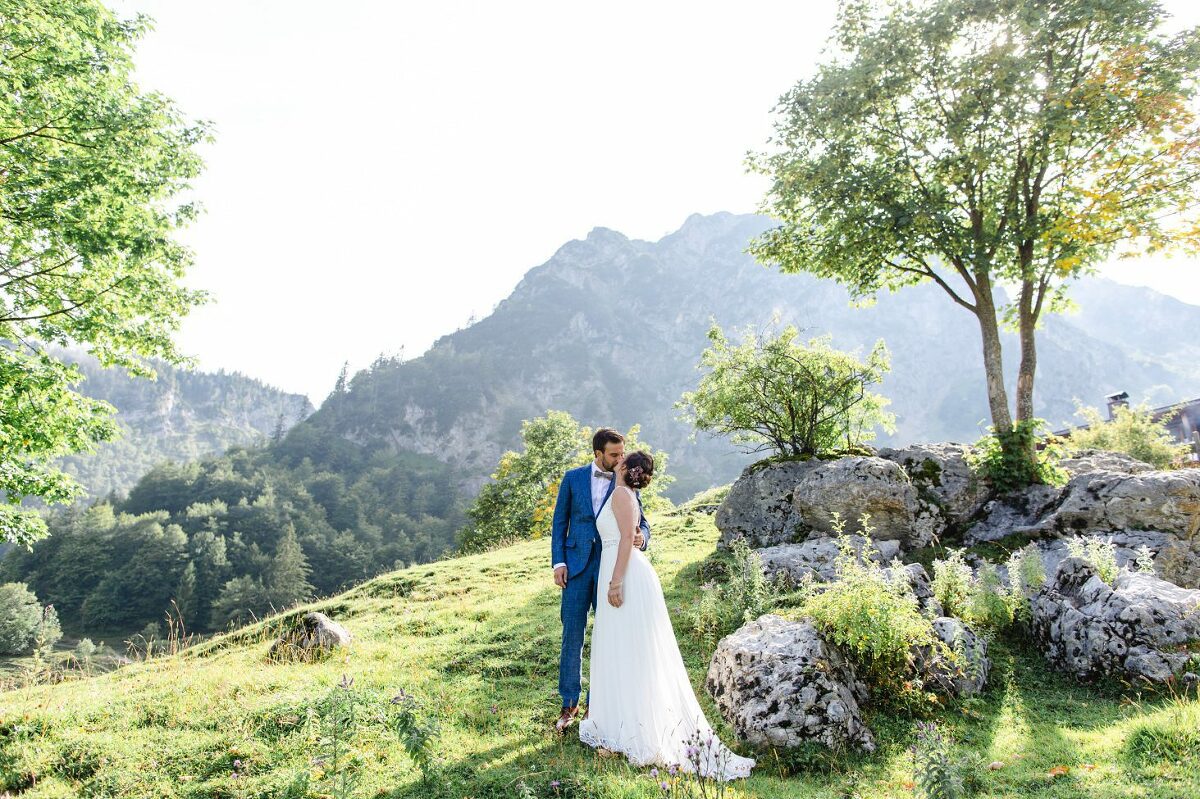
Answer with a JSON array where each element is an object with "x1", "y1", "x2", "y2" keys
[
  {"x1": 705, "y1": 615, "x2": 876, "y2": 752},
  {"x1": 911, "y1": 617, "x2": 990, "y2": 697},
  {"x1": 878, "y1": 443, "x2": 989, "y2": 525},
  {"x1": 268, "y1": 612, "x2": 352, "y2": 660},
  {"x1": 757, "y1": 536, "x2": 902, "y2": 585},
  {"x1": 1030, "y1": 557, "x2": 1200, "y2": 683},
  {"x1": 1035, "y1": 469, "x2": 1200, "y2": 539},
  {"x1": 965, "y1": 484, "x2": 1063, "y2": 545},
  {"x1": 716, "y1": 458, "x2": 824, "y2": 548},
  {"x1": 1059, "y1": 449, "x2": 1154, "y2": 478},
  {"x1": 791, "y1": 457, "x2": 944, "y2": 549}
]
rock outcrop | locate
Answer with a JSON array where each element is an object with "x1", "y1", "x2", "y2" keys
[
  {"x1": 1035, "y1": 469, "x2": 1200, "y2": 539},
  {"x1": 716, "y1": 459, "x2": 824, "y2": 548},
  {"x1": 758, "y1": 536, "x2": 902, "y2": 585},
  {"x1": 878, "y1": 443, "x2": 989, "y2": 524},
  {"x1": 790, "y1": 457, "x2": 944, "y2": 549},
  {"x1": 1030, "y1": 557, "x2": 1200, "y2": 684},
  {"x1": 706, "y1": 615, "x2": 876, "y2": 752},
  {"x1": 1059, "y1": 450, "x2": 1154, "y2": 478},
  {"x1": 912, "y1": 617, "x2": 990, "y2": 697}
]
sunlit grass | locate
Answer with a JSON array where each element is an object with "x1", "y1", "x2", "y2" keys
[{"x1": 0, "y1": 511, "x2": 1196, "y2": 798}]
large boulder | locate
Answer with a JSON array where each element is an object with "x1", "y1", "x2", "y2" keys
[
  {"x1": 758, "y1": 536, "x2": 901, "y2": 585},
  {"x1": 791, "y1": 457, "x2": 944, "y2": 549},
  {"x1": 1030, "y1": 557, "x2": 1200, "y2": 684},
  {"x1": 268, "y1": 611, "x2": 352, "y2": 661},
  {"x1": 715, "y1": 458, "x2": 824, "y2": 548},
  {"x1": 706, "y1": 615, "x2": 876, "y2": 752},
  {"x1": 1035, "y1": 469, "x2": 1200, "y2": 539},
  {"x1": 911, "y1": 617, "x2": 990, "y2": 697},
  {"x1": 878, "y1": 443, "x2": 989, "y2": 525}
]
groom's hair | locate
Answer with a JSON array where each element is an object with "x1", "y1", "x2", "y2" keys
[
  {"x1": 592, "y1": 427, "x2": 624, "y2": 454},
  {"x1": 623, "y1": 451, "x2": 655, "y2": 489}
]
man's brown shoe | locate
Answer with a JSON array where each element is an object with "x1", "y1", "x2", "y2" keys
[{"x1": 554, "y1": 706, "x2": 579, "y2": 734}]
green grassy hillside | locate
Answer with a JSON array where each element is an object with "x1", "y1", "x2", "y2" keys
[{"x1": 1, "y1": 508, "x2": 1196, "y2": 798}]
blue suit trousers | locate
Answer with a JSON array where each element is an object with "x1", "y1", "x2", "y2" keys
[{"x1": 558, "y1": 530, "x2": 603, "y2": 708}]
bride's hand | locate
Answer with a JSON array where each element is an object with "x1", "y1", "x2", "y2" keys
[{"x1": 607, "y1": 581, "x2": 623, "y2": 608}]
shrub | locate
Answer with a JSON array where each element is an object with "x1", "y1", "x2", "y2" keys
[
  {"x1": 1068, "y1": 402, "x2": 1188, "y2": 469},
  {"x1": 677, "y1": 322, "x2": 894, "y2": 458},
  {"x1": 1003, "y1": 544, "x2": 1046, "y2": 624},
  {"x1": 931, "y1": 550, "x2": 973, "y2": 619},
  {"x1": 0, "y1": 583, "x2": 60, "y2": 656},
  {"x1": 1066, "y1": 537, "x2": 1120, "y2": 585},
  {"x1": 687, "y1": 538, "x2": 773, "y2": 646},
  {"x1": 798, "y1": 532, "x2": 941, "y2": 706},
  {"x1": 964, "y1": 562, "x2": 1012, "y2": 631},
  {"x1": 968, "y1": 418, "x2": 1067, "y2": 492},
  {"x1": 912, "y1": 722, "x2": 967, "y2": 799}
]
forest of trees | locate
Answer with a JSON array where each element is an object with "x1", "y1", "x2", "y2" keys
[{"x1": 2, "y1": 425, "x2": 465, "y2": 635}]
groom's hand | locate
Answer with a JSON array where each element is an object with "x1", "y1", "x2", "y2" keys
[
  {"x1": 632, "y1": 529, "x2": 645, "y2": 549},
  {"x1": 554, "y1": 565, "x2": 567, "y2": 589}
]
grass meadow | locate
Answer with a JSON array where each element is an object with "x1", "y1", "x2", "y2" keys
[{"x1": 1, "y1": 506, "x2": 1197, "y2": 798}]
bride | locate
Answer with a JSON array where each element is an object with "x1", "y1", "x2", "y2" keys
[{"x1": 578, "y1": 451, "x2": 754, "y2": 780}]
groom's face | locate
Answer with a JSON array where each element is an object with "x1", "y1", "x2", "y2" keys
[{"x1": 595, "y1": 441, "x2": 625, "y2": 472}]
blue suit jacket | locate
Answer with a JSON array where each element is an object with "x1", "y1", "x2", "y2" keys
[{"x1": 550, "y1": 463, "x2": 651, "y2": 577}]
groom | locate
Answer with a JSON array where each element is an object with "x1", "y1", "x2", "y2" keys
[{"x1": 551, "y1": 427, "x2": 650, "y2": 733}]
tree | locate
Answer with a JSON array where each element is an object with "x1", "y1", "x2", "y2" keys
[
  {"x1": 750, "y1": 0, "x2": 1200, "y2": 477},
  {"x1": 1, "y1": 2, "x2": 209, "y2": 545},
  {"x1": 266, "y1": 522, "x2": 313, "y2": 609},
  {"x1": 677, "y1": 323, "x2": 894, "y2": 457},
  {"x1": 0, "y1": 582, "x2": 59, "y2": 655},
  {"x1": 212, "y1": 575, "x2": 272, "y2": 629},
  {"x1": 459, "y1": 412, "x2": 673, "y2": 553}
]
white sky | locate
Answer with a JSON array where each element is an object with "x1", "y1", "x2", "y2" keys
[{"x1": 108, "y1": 0, "x2": 1200, "y2": 404}]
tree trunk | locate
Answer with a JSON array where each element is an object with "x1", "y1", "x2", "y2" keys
[
  {"x1": 1015, "y1": 277, "x2": 1037, "y2": 423},
  {"x1": 972, "y1": 275, "x2": 1014, "y2": 434}
]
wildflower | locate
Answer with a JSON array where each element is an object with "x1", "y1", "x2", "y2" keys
[
  {"x1": 650, "y1": 768, "x2": 659, "y2": 778},
  {"x1": 668, "y1": 764, "x2": 678, "y2": 776},
  {"x1": 489, "y1": 703, "x2": 498, "y2": 714},
  {"x1": 550, "y1": 780, "x2": 560, "y2": 788},
  {"x1": 660, "y1": 781, "x2": 670, "y2": 791},
  {"x1": 233, "y1": 759, "x2": 242, "y2": 769}
]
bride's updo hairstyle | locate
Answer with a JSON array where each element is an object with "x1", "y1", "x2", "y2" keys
[{"x1": 623, "y1": 451, "x2": 655, "y2": 490}]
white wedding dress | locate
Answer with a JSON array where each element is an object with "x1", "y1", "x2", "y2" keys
[{"x1": 578, "y1": 486, "x2": 754, "y2": 780}]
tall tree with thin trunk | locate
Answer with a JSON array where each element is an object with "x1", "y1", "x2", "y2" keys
[{"x1": 750, "y1": 0, "x2": 1200, "y2": 477}]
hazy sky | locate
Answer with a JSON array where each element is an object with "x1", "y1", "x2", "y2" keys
[{"x1": 109, "y1": 0, "x2": 1200, "y2": 403}]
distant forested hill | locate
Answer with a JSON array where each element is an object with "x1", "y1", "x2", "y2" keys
[{"x1": 49, "y1": 346, "x2": 315, "y2": 500}]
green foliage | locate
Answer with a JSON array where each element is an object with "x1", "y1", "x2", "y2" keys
[
  {"x1": 1003, "y1": 544, "x2": 1046, "y2": 625},
  {"x1": 1066, "y1": 536, "x2": 1120, "y2": 585},
  {"x1": 314, "y1": 675, "x2": 364, "y2": 799},
  {"x1": 912, "y1": 722, "x2": 967, "y2": 799},
  {"x1": 968, "y1": 419, "x2": 1067, "y2": 492},
  {"x1": 391, "y1": 689, "x2": 441, "y2": 784},
  {"x1": 964, "y1": 562, "x2": 1013, "y2": 632},
  {"x1": 678, "y1": 322, "x2": 894, "y2": 457},
  {"x1": 798, "y1": 529, "x2": 941, "y2": 707},
  {"x1": 0, "y1": 347, "x2": 117, "y2": 548},
  {"x1": 932, "y1": 550, "x2": 974, "y2": 620},
  {"x1": 459, "y1": 412, "x2": 672, "y2": 553},
  {"x1": 1068, "y1": 402, "x2": 1189, "y2": 469},
  {"x1": 687, "y1": 537, "x2": 773, "y2": 649},
  {"x1": 0, "y1": 582, "x2": 57, "y2": 655},
  {"x1": 0, "y1": 1, "x2": 210, "y2": 545},
  {"x1": 266, "y1": 522, "x2": 313, "y2": 610}
]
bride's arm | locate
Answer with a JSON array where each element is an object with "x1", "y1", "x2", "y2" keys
[{"x1": 607, "y1": 487, "x2": 637, "y2": 608}]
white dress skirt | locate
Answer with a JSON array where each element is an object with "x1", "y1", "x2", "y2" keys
[{"x1": 577, "y1": 487, "x2": 754, "y2": 780}]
